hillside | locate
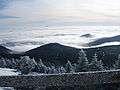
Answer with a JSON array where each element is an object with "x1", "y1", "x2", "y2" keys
[
  {"x1": 84, "y1": 45, "x2": 120, "y2": 67},
  {"x1": 25, "y1": 43, "x2": 120, "y2": 67},
  {"x1": 0, "y1": 45, "x2": 13, "y2": 54},
  {"x1": 88, "y1": 35, "x2": 120, "y2": 46},
  {"x1": 25, "y1": 43, "x2": 79, "y2": 65},
  {"x1": 0, "y1": 43, "x2": 120, "y2": 67}
]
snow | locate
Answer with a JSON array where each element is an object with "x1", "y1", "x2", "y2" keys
[
  {"x1": 0, "y1": 87, "x2": 14, "y2": 90},
  {"x1": 93, "y1": 42, "x2": 120, "y2": 48},
  {"x1": 0, "y1": 68, "x2": 20, "y2": 76}
]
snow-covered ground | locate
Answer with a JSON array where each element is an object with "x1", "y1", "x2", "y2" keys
[
  {"x1": 0, "y1": 68, "x2": 19, "y2": 90},
  {"x1": 0, "y1": 68, "x2": 20, "y2": 76},
  {"x1": 0, "y1": 26, "x2": 120, "y2": 52},
  {"x1": 0, "y1": 87, "x2": 14, "y2": 90}
]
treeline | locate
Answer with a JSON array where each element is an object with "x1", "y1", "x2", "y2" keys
[{"x1": 0, "y1": 49, "x2": 120, "y2": 74}]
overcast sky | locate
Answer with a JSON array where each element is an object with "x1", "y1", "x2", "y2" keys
[{"x1": 0, "y1": 0, "x2": 120, "y2": 28}]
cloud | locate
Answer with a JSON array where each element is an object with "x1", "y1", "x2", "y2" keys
[
  {"x1": 0, "y1": 0, "x2": 120, "y2": 26},
  {"x1": 0, "y1": 0, "x2": 10, "y2": 10},
  {"x1": 0, "y1": 14, "x2": 20, "y2": 19}
]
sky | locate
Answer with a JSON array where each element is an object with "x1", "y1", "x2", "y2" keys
[
  {"x1": 0, "y1": 0, "x2": 120, "y2": 29},
  {"x1": 0, "y1": 0, "x2": 120, "y2": 51}
]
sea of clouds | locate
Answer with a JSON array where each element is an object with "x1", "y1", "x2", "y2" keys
[{"x1": 0, "y1": 26, "x2": 120, "y2": 52}]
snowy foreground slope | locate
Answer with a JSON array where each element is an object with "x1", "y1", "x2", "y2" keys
[{"x1": 0, "y1": 68, "x2": 20, "y2": 76}]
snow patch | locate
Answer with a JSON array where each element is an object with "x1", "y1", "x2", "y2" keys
[{"x1": 0, "y1": 68, "x2": 20, "y2": 76}]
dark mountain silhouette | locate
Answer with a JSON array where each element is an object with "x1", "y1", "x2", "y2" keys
[
  {"x1": 25, "y1": 43, "x2": 79, "y2": 66},
  {"x1": 84, "y1": 45, "x2": 120, "y2": 67},
  {"x1": 88, "y1": 35, "x2": 120, "y2": 46},
  {"x1": 25, "y1": 43, "x2": 120, "y2": 67},
  {"x1": 0, "y1": 43, "x2": 120, "y2": 67},
  {"x1": 0, "y1": 45, "x2": 12, "y2": 54},
  {"x1": 80, "y1": 34, "x2": 93, "y2": 38},
  {"x1": 0, "y1": 45, "x2": 22, "y2": 59}
]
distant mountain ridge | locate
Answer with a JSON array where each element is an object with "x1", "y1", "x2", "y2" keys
[
  {"x1": 0, "y1": 43, "x2": 120, "y2": 67},
  {"x1": 25, "y1": 43, "x2": 120, "y2": 67},
  {"x1": 0, "y1": 45, "x2": 13, "y2": 54},
  {"x1": 25, "y1": 43, "x2": 79, "y2": 65},
  {"x1": 88, "y1": 35, "x2": 120, "y2": 46},
  {"x1": 80, "y1": 33, "x2": 93, "y2": 38}
]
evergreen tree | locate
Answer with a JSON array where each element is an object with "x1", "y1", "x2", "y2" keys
[
  {"x1": 65, "y1": 60, "x2": 75, "y2": 73},
  {"x1": 88, "y1": 53, "x2": 104, "y2": 71},
  {"x1": 114, "y1": 54, "x2": 120, "y2": 69},
  {"x1": 73, "y1": 63, "x2": 77, "y2": 72},
  {"x1": 5, "y1": 58, "x2": 12, "y2": 68},
  {"x1": 18, "y1": 56, "x2": 36, "y2": 74},
  {"x1": 11, "y1": 58, "x2": 17, "y2": 69},
  {"x1": 51, "y1": 66, "x2": 58, "y2": 74},
  {"x1": 58, "y1": 66, "x2": 66, "y2": 73},
  {"x1": 37, "y1": 59, "x2": 47, "y2": 73},
  {"x1": 0, "y1": 58, "x2": 7, "y2": 68},
  {"x1": 15, "y1": 58, "x2": 21, "y2": 70},
  {"x1": 30, "y1": 58, "x2": 37, "y2": 70},
  {"x1": 76, "y1": 49, "x2": 89, "y2": 72},
  {"x1": 46, "y1": 67, "x2": 52, "y2": 74}
]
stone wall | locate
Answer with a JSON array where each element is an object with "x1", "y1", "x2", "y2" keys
[{"x1": 0, "y1": 70, "x2": 120, "y2": 89}]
